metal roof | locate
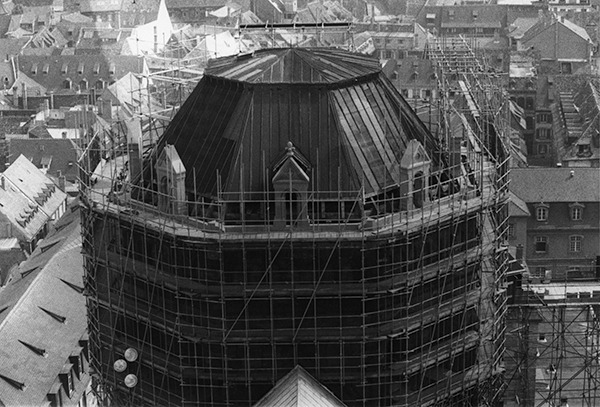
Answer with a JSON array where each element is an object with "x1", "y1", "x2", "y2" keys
[
  {"x1": 205, "y1": 48, "x2": 381, "y2": 84},
  {"x1": 151, "y1": 48, "x2": 439, "y2": 199}
]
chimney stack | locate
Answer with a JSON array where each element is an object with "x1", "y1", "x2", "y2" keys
[
  {"x1": 57, "y1": 170, "x2": 66, "y2": 191},
  {"x1": 21, "y1": 83, "x2": 27, "y2": 110},
  {"x1": 516, "y1": 244, "x2": 523, "y2": 261}
]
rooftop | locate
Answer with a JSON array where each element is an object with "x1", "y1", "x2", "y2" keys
[
  {"x1": 152, "y1": 47, "x2": 438, "y2": 199},
  {"x1": 253, "y1": 365, "x2": 347, "y2": 407},
  {"x1": 510, "y1": 168, "x2": 600, "y2": 203},
  {"x1": 0, "y1": 205, "x2": 85, "y2": 406}
]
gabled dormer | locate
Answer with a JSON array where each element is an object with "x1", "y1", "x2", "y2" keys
[
  {"x1": 156, "y1": 144, "x2": 186, "y2": 215},
  {"x1": 400, "y1": 140, "x2": 431, "y2": 210},
  {"x1": 272, "y1": 142, "x2": 311, "y2": 228}
]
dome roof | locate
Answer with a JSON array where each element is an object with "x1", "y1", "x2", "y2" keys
[
  {"x1": 148, "y1": 48, "x2": 439, "y2": 199},
  {"x1": 204, "y1": 48, "x2": 381, "y2": 84}
]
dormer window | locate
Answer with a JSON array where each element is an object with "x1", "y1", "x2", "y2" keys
[
  {"x1": 577, "y1": 143, "x2": 591, "y2": 157},
  {"x1": 272, "y1": 142, "x2": 311, "y2": 228},
  {"x1": 569, "y1": 202, "x2": 584, "y2": 221},
  {"x1": 109, "y1": 62, "x2": 116, "y2": 75},
  {"x1": 31, "y1": 63, "x2": 38, "y2": 75},
  {"x1": 77, "y1": 62, "x2": 84, "y2": 75},
  {"x1": 93, "y1": 62, "x2": 100, "y2": 75},
  {"x1": 472, "y1": 10, "x2": 478, "y2": 19},
  {"x1": 61, "y1": 63, "x2": 68, "y2": 75},
  {"x1": 535, "y1": 203, "x2": 549, "y2": 221},
  {"x1": 42, "y1": 63, "x2": 49, "y2": 75}
]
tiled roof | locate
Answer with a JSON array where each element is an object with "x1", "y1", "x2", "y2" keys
[
  {"x1": 253, "y1": 365, "x2": 347, "y2": 407},
  {"x1": 508, "y1": 17, "x2": 538, "y2": 39},
  {"x1": 8, "y1": 138, "x2": 81, "y2": 182},
  {"x1": 0, "y1": 155, "x2": 67, "y2": 241},
  {"x1": 0, "y1": 205, "x2": 85, "y2": 406},
  {"x1": 510, "y1": 168, "x2": 600, "y2": 203},
  {"x1": 17, "y1": 54, "x2": 146, "y2": 94},
  {"x1": 79, "y1": 0, "x2": 122, "y2": 13},
  {"x1": 508, "y1": 191, "x2": 530, "y2": 217}
]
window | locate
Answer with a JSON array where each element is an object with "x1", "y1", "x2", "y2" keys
[
  {"x1": 569, "y1": 235, "x2": 582, "y2": 252},
  {"x1": 537, "y1": 144, "x2": 548, "y2": 155},
  {"x1": 570, "y1": 203, "x2": 584, "y2": 220},
  {"x1": 533, "y1": 267, "x2": 546, "y2": 278},
  {"x1": 508, "y1": 223, "x2": 515, "y2": 239},
  {"x1": 536, "y1": 128, "x2": 550, "y2": 140},
  {"x1": 561, "y1": 62, "x2": 572, "y2": 74},
  {"x1": 536, "y1": 206, "x2": 548, "y2": 221},
  {"x1": 538, "y1": 113, "x2": 552, "y2": 123},
  {"x1": 538, "y1": 333, "x2": 547, "y2": 342},
  {"x1": 535, "y1": 236, "x2": 548, "y2": 253}
]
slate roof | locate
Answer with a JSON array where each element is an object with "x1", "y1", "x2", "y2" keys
[
  {"x1": 510, "y1": 168, "x2": 600, "y2": 203},
  {"x1": 17, "y1": 54, "x2": 146, "y2": 94},
  {"x1": 508, "y1": 191, "x2": 530, "y2": 217},
  {"x1": 0, "y1": 155, "x2": 67, "y2": 241},
  {"x1": 8, "y1": 138, "x2": 81, "y2": 182},
  {"x1": 522, "y1": 17, "x2": 592, "y2": 44},
  {"x1": 253, "y1": 365, "x2": 347, "y2": 407},
  {"x1": 79, "y1": 0, "x2": 121, "y2": 13},
  {"x1": 0, "y1": 205, "x2": 85, "y2": 406},
  {"x1": 149, "y1": 48, "x2": 439, "y2": 199}
]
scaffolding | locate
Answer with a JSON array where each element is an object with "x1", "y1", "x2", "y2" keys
[{"x1": 80, "y1": 45, "x2": 510, "y2": 407}]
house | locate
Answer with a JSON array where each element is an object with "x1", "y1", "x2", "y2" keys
[
  {"x1": 418, "y1": 5, "x2": 507, "y2": 38},
  {"x1": 78, "y1": 0, "x2": 121, "y2": 26},
  {"x1": 122, "y1": 0, "x2": 173, "y2": 56},
  {"x1": 391, "y1": 56, "x2": 438, "y2": 100},
  {"x1": 0, "y1": 203, "x2": 95, "y2": 407},
  {"x1": 552, "y1": 78, "x2": 600, "y2": 168},
  {"x1": 8, "y1": 138, "x2": 81, "y2": 184},
  {"x1": 166, "y1": 0, "x2": 230, "y2": 25},
  {"x1": 0, "y1": 237, "x2": 25, "y2": 285},
  {"x1": 0, "y1": 154, "x2": 67, "y2": 252},
  {"x1": 16, "y1": 54, "x2": 149, "y2": 97},
  {"x1": 521, "y1": 16, "x2": 594, "y2": 74},
  {"x1": 509, "y1": 167, "x2": 600, "y2": 281}
]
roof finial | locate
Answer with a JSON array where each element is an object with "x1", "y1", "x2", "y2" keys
[{"x1": 286, "y1": 141, "x2": 296, "y2": 156}]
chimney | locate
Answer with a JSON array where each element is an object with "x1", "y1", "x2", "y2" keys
[
  {"x1": 128, "y1": 142, "x2": 141, "y2": 183},
  {"x1": 96, "y1": 96, "x2": 103, "y2": 116},
  {"x1": 102, "y1": 98, "x2": 112, "y2": 121},
  {"x1": 516, "y1": 244, "x2": 523, "y2": 261},
  {"x1": 21, "y1": 83, "x2": 27, "y2": 110},
  {"x1": 58, "y1": 171, "x2": 66, "y2": 191},
  {"x1": 12, "y1": 86, "x2": 18, "y2": 107}
]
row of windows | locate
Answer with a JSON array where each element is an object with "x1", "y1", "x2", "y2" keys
[
  {"x1": 535, "y1": 204, "x2": 584, "y2": 221},
  {"x1": 535, "y1": 235, "x2": 583, "y2": 253}
]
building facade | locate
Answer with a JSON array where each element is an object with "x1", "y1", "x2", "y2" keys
[
  {"x1": 81, "y1": 48, "x2": 509, "y2": 406},
  {"x1": 509, "y1": 168, "x2": 600, "y2": 282}
]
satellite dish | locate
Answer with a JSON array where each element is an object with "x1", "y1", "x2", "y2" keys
[
  {"x1": 124, "y1": 373, "x2": 138, "y2": 388},
  {"x1": 113, "y1": 359, "x2": 127, "y2": 372},
  {"x1": 124, "y1": 348, "x2": 138, "y2": 362}
]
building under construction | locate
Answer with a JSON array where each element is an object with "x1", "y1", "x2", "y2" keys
[{"x1": 80, "y1": 45, "x2": 510, "y2": 406}]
